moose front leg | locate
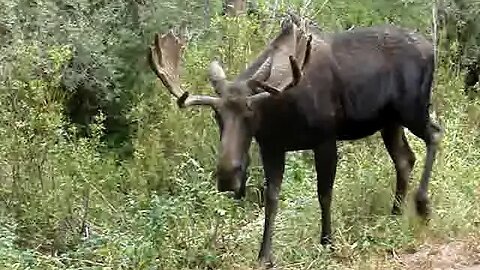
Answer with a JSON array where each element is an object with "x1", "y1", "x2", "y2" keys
[
  {"x1": 314, "y1": 140, "x2": 338, "y2": 246},
  {"x1": 258, "y1": 148, "x2": 286, "y2": 267}
]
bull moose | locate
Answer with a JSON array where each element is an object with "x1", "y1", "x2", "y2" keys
[{"x1": 148, "y1": 14, "x2": 443, "y2": 266}]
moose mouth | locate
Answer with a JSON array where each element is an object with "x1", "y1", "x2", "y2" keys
[
  {"x1": 216, "y1": 169, "x2": 246, "y2": 199},
  {"x1": 217, "y1": 177, "x2": 241, "y2": 195}
]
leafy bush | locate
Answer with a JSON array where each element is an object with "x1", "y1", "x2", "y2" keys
[{"x1": 0, "y1": 0, "x2": 479, "y2": 269}]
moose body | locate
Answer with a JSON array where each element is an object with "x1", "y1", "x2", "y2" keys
[
  {"x1": 256, "y1": 25, "x2": 436, "y2": 145},
  {"x1": 149, "y1": 15, "x2": 443, "y2": 267}
]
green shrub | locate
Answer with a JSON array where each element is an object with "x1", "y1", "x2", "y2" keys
[{"x1": 0, "y1": 1, "x2": 479, "y2": 269}]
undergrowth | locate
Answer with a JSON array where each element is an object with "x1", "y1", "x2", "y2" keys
[{"x1": 0, "y1": 0, "x2": 479, "y2": 269}]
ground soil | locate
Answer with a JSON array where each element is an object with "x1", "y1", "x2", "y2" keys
[{"x1": 392, "y1": 238, "x2": 480, "y2": 270}]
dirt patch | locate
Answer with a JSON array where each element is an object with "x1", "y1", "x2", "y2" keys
[{"x1": 393, "y1": 239, "x2": 480, "y2": 270}]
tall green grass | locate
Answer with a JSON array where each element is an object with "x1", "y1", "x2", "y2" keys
[{"x1": 0, "y1": 1, "x2": 479, "y2": 269}]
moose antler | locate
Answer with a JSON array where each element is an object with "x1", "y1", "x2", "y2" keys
[
  {"x1": 149, "y1": 30, "x2": 220, "y2": 108},
  {"x1": 246, "y1": 20, "x2": 313, "y2": 95}
]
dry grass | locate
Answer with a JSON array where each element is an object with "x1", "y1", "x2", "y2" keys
[{"x1": 340, "y1": 231, "x2": 480, "y2": 270}]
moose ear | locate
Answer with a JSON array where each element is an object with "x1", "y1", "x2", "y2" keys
[{"x1": 208, "y1": 60, "x2": 228, "y2": 96}]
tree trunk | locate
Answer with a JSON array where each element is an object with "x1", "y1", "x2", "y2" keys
[{"x1": 224, "y1": 0, "x2": 247, "y2": 16}]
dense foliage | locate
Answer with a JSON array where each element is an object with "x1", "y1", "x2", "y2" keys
[
  {"x1": 0, "y1": 0, "x2": 479, "y2": 269},
  {"x1": 439, "y1": 0, "x2": 480, "y2": 65}
]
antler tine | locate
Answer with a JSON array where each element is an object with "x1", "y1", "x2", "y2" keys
[
  {"x1": 149, "y1": 30, "x2": 220, "y2": 108},
  {"x1": 303, "y1": 34, "x2": 313, "y2": 69},
  {"x1": 181, "y1": 94, "x2": 221, "y2": 107},
  {"x1": 285, "y1": 33, "x2": 313, "y2": 89}
]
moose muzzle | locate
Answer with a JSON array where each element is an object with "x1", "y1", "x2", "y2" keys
[{"x1": 216, "y1": 159, "x2": 243, "y2": 194}]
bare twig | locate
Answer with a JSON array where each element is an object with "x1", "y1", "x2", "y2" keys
[
  {"x1": 312, "y1": 0, "x2": 330, "y2": 20},
  {"x1": 305, "y1": 258, "x2": 319, "y2": 270},
  {"x1": 84, "y1": 178, "x2": 118, "y2": 214},
  {"x1": 301, "y1": 0, "x2": 313, "y2": 17},
  {"x1": 80, "y1": 188, "x2": 90, "y2": 239}
]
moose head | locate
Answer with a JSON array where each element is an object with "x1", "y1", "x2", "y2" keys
[{"x1": 148, "y1": 16, "x2": 312, "y2": 199}]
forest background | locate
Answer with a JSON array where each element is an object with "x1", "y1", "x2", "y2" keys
[{"x1": 0, "y1": 0, "x2": 479, "y2": 269}]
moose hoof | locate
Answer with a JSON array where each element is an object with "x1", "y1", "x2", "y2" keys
[
  {"x1": 320, "y1": 234, "x2": 334, "y2": 251},
  {"x1": 257, "y1": 255, "x2": 275, "y2": 269},
  {"x1": 414, "y1": 191, "x2": 431, "y2": 219},
  {"x1": 391, "y1": 205, "x2": 403, "y2": 216}
]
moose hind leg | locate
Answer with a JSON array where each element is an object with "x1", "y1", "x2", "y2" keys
[
  {"x1": 415, "y1": 121, "x2": 443, "y2": 218},
  {"x1": 314, "y1": 140, "x2": 338, "y2": 246},
  {"x1": 381, "y1": 125, "x2": 416, "y2": 215}
]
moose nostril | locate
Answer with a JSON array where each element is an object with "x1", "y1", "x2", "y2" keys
[{"x1": 231, "y1": 160, "x2": 242, "y2": 171}]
